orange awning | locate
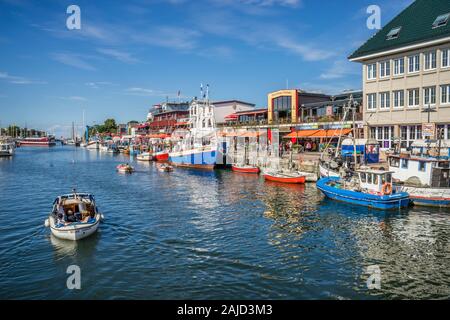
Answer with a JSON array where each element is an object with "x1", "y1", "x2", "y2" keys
[
  {"x1": 239, "y1": 131, "x2": 262, "y2": 138},
  {"x1": 283, "y1": 130, "x2": 320, "y2": 138},
  {"x1": 284, "y1": 129, "x2": 352, "y2": 139},
  {"x1": 147, "y1": 133, "x2": 171, "y2": 139}
]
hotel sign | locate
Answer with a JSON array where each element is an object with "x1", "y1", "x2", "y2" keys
[{"x1": 422, "y1": 123, "x2": 435, "y2": 137}]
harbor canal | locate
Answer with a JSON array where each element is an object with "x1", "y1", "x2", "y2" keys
[{"x1": 0, "y1": 146, "x2": 449, "y2": 299}]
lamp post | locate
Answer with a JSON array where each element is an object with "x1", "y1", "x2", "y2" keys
[{"x1": 422, "y1": 103, "x2": 437, "y2": 124}]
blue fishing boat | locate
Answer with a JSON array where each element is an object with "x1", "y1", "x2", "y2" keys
[
  {"x1": 317, "y1": 169, "x2": 410, "y2": 210},
  {"x1": 169, "y1": 87, "x2": 217, "y2": 170}
]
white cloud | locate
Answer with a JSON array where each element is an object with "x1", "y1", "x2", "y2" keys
[
  {"x1": 125, "y1": 87, "x2": 174, "y2": 97},
  {"x1": 96, "y1": 48, "x2": 140, "y2": 64},
  {"x1": 85, "y1": 81, "x2": 116, "y2": 89},
  {"x1": 0, "y1": 71, "x2": 46, "y2": 84},
  {"x1": 60, "y1": 96, "x2": 87, "y2": 101},
  {"x1": 132, "y1": 27, "x2": 201, "y2": 51},
  {"x1": 51, "y1": 53, "x2": 96, "y2": 71},
  {"x1": 319, "y1": 60, "x2": 360, "y2": 80}
]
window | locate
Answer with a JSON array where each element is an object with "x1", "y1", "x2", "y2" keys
[
  {"x1": 360, "y1": 173, "x2": 367, "y2": 183},
  {"x1": 401, "y1": 159, "x2": 409, "y2": 169},
  {"x1": 393, "y1": 90, "x2": 404, "y2": 108},
  {"x1": 367, "y1": 93, "x2": 377, "y2": 110},
  {"x1": 432, "y1": 13, "x2": 450, "y2": 29},
  {"x1": 419, "y1": 161, "x2": 426, "y2": 172},
  {"x1": 408, "y1": 54, "x2": 420, "y2": 73},
  {"x1": 424, "y1": 51, "x2": 437, "y2": 70},
  {"x1": 367, "y1": 173, "x2": 373, "y2": 184},
  {"x1": 408, "y1": 88, "x2": 420, "y2": 107},
  {"x1": 390, "y1": 157, "x2": 400, "y2": 168},
  {"x1": 386, "y1": 27, "x2": 402, "y2": 40},
  {"x1": 379, "y1": 92, "x2": 390, "y2": 109},
  {"x1": 393, "y1": 58, "x2": 404, "y2": 75},
  {"x1": 401, "y1": 125, "x2": 422, "y2": 148},
  {"x1": 367, "y1": 63, "x2": 377, "y2": 80},
  {"x1": 424, "y1": 86, "x2": 437, "y2": 105},
  {"x1": 441, "y1": 85, "x2": 450, "y2": 104},
  {"x1": 371, "y1": 126, "x2": 394, "y2": 149},
  {"x1": 442, "y1": 49, "x2": 450, "y2": 68},
  {"x1": 380, "y1": 61, "x2": 391, "y2": 78}
]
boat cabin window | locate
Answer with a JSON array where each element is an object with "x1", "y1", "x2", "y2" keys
[
  {"x1": 419, "y1": 161, "x2": 426, "y2": 172},
  {"x1": 360, "y1": 172, "x2": 367, "y2": 183},
  {"x1": 401, "y1": 159, "x2": 409, "y2": 169},
  {"x1": 373, "y1": 174, "x2": 378, "y2": 185},
  {"x1": 381, "y1": 173, "x2": 392, "y2": 184},
  {"x1": 389, "y1": 157, "x2": 399, "y2": 168},
  {"x1": 367, "y1": 173, "x2": 373, "y2": 184}
]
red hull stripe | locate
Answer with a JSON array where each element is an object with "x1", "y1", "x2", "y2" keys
[{"x1": 264, "y1": 175, "x2": 306, "y2": 184}]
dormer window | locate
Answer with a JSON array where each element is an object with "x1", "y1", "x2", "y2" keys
[
  {"x1": 432, "y1": 13, "x2": 450, "y2": 29},
  {"x1": 386, "y1": 27, "x2": 401, "y2": 40}
]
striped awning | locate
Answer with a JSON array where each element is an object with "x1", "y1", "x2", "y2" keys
[{"x1": 284, "y1": 128, "x2": 352, "y2": 139}]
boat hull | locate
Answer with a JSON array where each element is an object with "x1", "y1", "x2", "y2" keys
[
  {"x1": 319, "y1": 162, "x2": 340, "y2": 178},
  {"x1": 399, "y1": 186, "x2": 450, "y2": 208},
  {"x1": 317, "y1": 177, "x2": 410, "y2": 210},
  {"x1": 169, "y1": 149, "x2": 216, "y2": 170},
  {"x1": 49, "y1": 214, "x2": 101, "y2": 241},
  {"x1": 232, "y1": 165, "x2": 260, "y2": 174},
  {"x1": 136, "y1": 153, "x2": 153, "y2": 161},
  {"x1": 264, "y1": 174, "x2": 306, "y2": 184},
  {"x1": 155, "y1": 152, "x2": 169, "y2": 162}
]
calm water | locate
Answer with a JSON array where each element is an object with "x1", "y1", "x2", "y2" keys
[{"x1": 0, "y1": 146, "x2": 449, "y2": 300}]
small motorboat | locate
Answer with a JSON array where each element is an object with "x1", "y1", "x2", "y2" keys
[
  {"x1": 44, "y1": 191, "x2": 104, "y2": 241},
  {"x1": 117, "y1": 163, "x2": 134, "y2": 173},
  {"x1": 154, "y1": 151, "x2": 169, "y2": 162},
  {"x1": 231, "y1": 164, "x2": 260, "y2": 174},
  {"x1": 136, "y1": 152, "x2": 153, "y2": 161},
  {"x1": 157, "y1": 163, "x2": 174, "y2": 172},
  {"x1": 316, "y1": 169, "x2": 410, "y2": 210},
  {"x1": 263, "y1": 171, "x2": 306, "y2": 184}
]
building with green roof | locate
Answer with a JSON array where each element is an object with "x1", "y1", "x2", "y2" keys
[{"x1": 349, "y1": 0, "x2": 450, "y2": 149}]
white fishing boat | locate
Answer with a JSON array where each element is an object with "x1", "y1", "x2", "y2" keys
[
  {"x1": 136, "y1": 152, "x2": 153, "y2": 161},
  {"x1": 86, "y1": 140, "x2": 100, "y2": 150},
  {"x1": 0, "y1": 137, "x2": 15, "y2": 156},
  {"x1": 44, "y1": 191, "x2": 104, "y2": 241},
  {"x1": 387, "y1": 140, "x2": 450, "y2": 207}
]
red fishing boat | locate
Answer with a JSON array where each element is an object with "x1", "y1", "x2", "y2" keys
[
  {"x1": 19, "y1": 136, "x2": 56, "y2": 147},
  {"x1": 154, "y1": 151, "x2": 169, "y2": 162},
  {"x1": 263, "y1": 171, "x2": 306, "y2": 184},
  {"x1": 231, "y1": 165, "x2": 260, "y2": 174}
]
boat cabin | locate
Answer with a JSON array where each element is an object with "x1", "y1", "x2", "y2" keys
[
  {"x1": 52, "y1": 193, "x2": 97, "y2": 224},
  {"x1": 356, "y1": 169, "x2": 394, "y2": 194},
  {"x1": 388, "y1": 154, "x2": 450, "y2": 188}
]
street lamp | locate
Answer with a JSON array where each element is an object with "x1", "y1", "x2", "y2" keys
[{"x1": 422, "y1": 103, "x2": 437, "y2": 124}]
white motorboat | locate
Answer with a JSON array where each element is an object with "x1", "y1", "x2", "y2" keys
[
  {"x1": 44, "y1": 191, "x2": 104, "y2": 241},
  {"x1": 0, "y1": 137, "x2": 15, "y2": 156}
]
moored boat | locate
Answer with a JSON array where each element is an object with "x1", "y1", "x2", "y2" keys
[
  {"x1": 263, "y1": 171, "x2": 306, "y2": 184},
  {"x1": 232, "y1": 164, "x2": 260, "y2": 174},
  {"x1": 0, "y1": 138, "x2": 15, "y2": 156},
  {"x1": 19, "y1": 136, "x2": 56, "y2": 147},
  {"x1": 44, "y1": 191, "x2": 104, "y2": 241},
  {"x1": 154, "y1": 151, "x2": 169, "y2": 162},
  {"x1": 136, "y1": 152, "x2": 153, "y2": 161},
  {"x1": 317, "y1": 169, "x2": 410, "y2": 210},
  {"x1": 387, "y1": 141, "x2": 450, "y2": 207},
  {"x1": 85, "y1": 140, "x2": 100, "y2": 150},
  {"x1": 169, "y1": 96, "x2": 217, "y2": 170}
]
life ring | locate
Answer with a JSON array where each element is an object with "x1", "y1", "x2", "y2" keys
[{"x1": 382, "y1": 183, "x2": 392, "y2": 195}]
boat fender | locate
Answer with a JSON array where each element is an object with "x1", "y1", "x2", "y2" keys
[
  {"x1": 44, "y1": 219, "x2": 50, "y2": 227},
  {"x1": 382, "y1": 183, "x2": 392, "y2": 195},
  {"x1": 100, "y1": 214, "x2": 105, "y2": 221}
]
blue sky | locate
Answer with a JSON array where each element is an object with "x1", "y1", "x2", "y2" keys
[{"x1": 0, "y1": 0, "x2": 413, "y2": 137}]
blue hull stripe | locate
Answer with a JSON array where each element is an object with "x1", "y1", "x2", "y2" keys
[{"x1": 169, "y1": 150, "x2": 216, "y2": 166}]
